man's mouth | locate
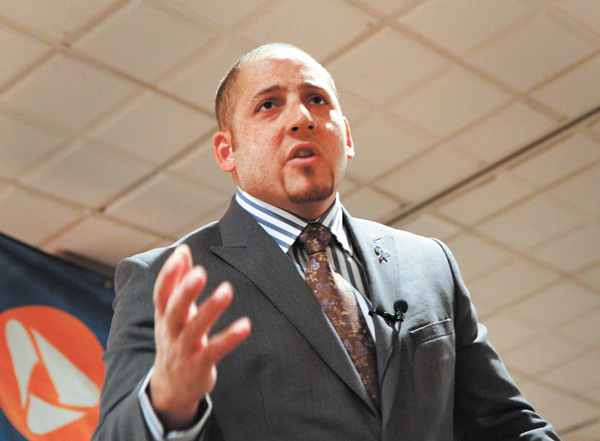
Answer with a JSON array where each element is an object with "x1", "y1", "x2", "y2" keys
[{"x1": 294, "y1": 148, "x2": 315, "y2": 158}]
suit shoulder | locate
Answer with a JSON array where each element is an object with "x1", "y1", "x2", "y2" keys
[
  {"x1": 352, "y1": 217, "x2": 440, "y2": 248},
  {"x1": 120, "y1": 220, "x2": 221, "y2": 271}
]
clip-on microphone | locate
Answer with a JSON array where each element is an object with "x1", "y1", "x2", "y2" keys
[{"x1": 369, "y1": 300, "x2": 408, "y2": 328}]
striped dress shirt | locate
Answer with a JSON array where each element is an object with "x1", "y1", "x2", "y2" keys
[{"x1": 235, "y1": 189, "x2": 376, "y2": 336}]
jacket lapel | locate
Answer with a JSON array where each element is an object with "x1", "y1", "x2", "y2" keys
[
  {"x1": 210, "y1": 201, "x2": 375, "y2": 413},
  {"x1": 344, "y1": 212, "x2": 405, "y2": 431}
]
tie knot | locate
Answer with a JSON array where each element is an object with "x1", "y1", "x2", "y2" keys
[{"x1": 299, "y1": 223, "x2": 332, "y2": 255}]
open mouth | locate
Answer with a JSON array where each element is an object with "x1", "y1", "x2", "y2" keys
[{"x1": 294, "y1": 148, "x2": 315, "y2": 159}]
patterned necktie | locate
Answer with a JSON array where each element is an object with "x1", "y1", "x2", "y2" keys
[{"x1": 299, "y1": 222, "x2": 379, "y2": 408}]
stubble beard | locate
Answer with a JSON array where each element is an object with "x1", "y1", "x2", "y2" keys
[{"x1": 285, "y1": 167, "x2": 336, "y2": 204}]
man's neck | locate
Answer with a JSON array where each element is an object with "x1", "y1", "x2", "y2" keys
[
  {"x1": 240, "y1": 189, "x2": 336, "y2": 221},
  {"x1": 236, "y1": 188, "x2": 338, "y2": 222}
]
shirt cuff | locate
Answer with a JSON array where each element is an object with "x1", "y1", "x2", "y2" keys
[{"x1": 138, "y1": 367, "x2": 212, "y2": 441}]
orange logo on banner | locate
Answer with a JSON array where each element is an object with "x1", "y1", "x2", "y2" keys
[{"x1": 0, "y1": 306, "x2": 104, "y2": 441}]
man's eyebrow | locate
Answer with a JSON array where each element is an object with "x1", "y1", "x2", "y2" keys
[
  {"x1": 252, "y1": 85, "x2": 283, "y2": 100},
  {"x1": 251, "y1": 82, "x2": 329, "y2": 100},
  {"x1": 301, "y1": 82, "x2": 328, "y2": 93}
]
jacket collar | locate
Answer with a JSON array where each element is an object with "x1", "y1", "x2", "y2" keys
[{"x1": 211, "y1": 199, "x2": 380, "y2": 416}]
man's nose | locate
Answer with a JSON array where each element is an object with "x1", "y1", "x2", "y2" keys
[{"x1": 288, "y1": 104, "x2": 315, "y2": 134}]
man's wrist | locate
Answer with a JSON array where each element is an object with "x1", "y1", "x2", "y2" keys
[
  {"x1": 139, "y1": 368, "x2": 213, "y2": 440},
  {"x1": 149, "y1": 373, "x2": 201, "y2": 431}
]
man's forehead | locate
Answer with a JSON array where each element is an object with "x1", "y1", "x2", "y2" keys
[
  {"x1": 236, "y1": 57, "x2": 336, "y2": 104},
  {"x1": 235, "y1": 52, "x2": 335, "y2": 95},
  {"x1": 247, "y1": 45, "x2": 319, "y2": 67}
]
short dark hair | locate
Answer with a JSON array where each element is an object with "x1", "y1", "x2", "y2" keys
[{"x1": 214, "y1": 43, "x2": 337, "y2": 130}]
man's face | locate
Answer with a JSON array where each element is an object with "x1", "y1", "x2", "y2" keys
[{"x1": 214, "y1": 49, "x2": 354, "y2": 220}]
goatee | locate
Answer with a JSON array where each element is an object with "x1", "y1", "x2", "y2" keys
[{"x1": 288, "y1": 184, "x2": 333, "y2": 204}]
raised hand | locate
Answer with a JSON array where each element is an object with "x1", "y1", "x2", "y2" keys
[{"x1": 149, "y1": 244, "x2": 251, "y2": 430}]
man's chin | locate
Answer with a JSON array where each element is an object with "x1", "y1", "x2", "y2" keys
[{"x1": 286, "y1": 184, "x2": 334, "y2": 205}]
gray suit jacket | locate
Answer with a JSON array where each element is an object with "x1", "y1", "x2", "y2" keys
[{"x1": 93, "y1": 199, "x2": 560, "y2": 440}]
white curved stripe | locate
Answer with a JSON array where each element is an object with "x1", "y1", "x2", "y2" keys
[
  {"x1": 5, "y1": 320, "x2": 38, "y2": 407},
  {"x1": 32, "y1": 330, "x2": 99, "y2": 407},
  {"x1": 27, "y1": 394, "x2": 85, "y2": 435}
]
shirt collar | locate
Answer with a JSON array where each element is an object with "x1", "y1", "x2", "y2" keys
[{"x1": 235, "y1": 188, "x2": 351, "y2": 254}]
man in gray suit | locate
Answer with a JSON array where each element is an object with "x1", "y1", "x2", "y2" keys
[{"x1": 93, "y1": 43, "x2": 560, "y2": 440}]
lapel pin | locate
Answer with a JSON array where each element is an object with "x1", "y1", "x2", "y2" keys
[{"x1": 374, "y1": 246, "x2": 388, "y2": 263}]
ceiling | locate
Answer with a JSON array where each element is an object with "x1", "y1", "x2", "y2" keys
[{"x1": 1, "y1": 0, "x2": 599, "y2": 438}]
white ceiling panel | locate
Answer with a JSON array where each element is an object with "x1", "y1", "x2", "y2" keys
[
  {"x1": 242, "y1": 0, "x2": 376, "y2": 61},
  {"x1": 444, "y1": 231, "x2": 512, "y2": 282},
  {"x1": 45, "y1": 214, "x2": 163, "y2": 267},
  {"x1": 561, "y1": 307, "x2": 600, "y2": 348},
  {"x1": 550, "y1": 162, "x2": 600, "y2": 216},
  {"x1": 519, "y1": 381, "x2": 599, "y2": 433},
  {"x1": 391, "y1": 213, "x2": 461, "y2": 241},
  {"x1": 592, "y1": 116, "x2": 600, "y2": 135},
  {"x1": 327, "y1": 27, "x2": 448, "y2": 103},
  {"x1": 483, "y1": 313, "x2": 540, "y2": 354},
  {"x1": 20, "y1": 139, "x2": 153, "y2": 208},
  {"x1": 477, "y1": 192, "x2": 588, "y2": 251},
  {"x1": 398, "y1": 0, "x2": 533, "y2": 55},
  {"x1": 164, "y1": 0, "x2": 269, "y2": 28},
  {"x1": 503, "y1": 334, "x2": 586, "y2": 375},
  {"x1": 161, "y1": 38, "x2": 252, "y2": 110},
  {"x1": 437, "y1": 173, "x2": 536, "y2": 225},
  {"x1": 375, "y1": 143, "x2": 481, "y2": 203},
  {"x1": 452, "y1": 102, "x2": 558, "y2": 163},
  {"x1": 173, "y1": 201, "x2": 230, "y2": 240},
  {"x1": 74, "y1": 0, "x2": 211, "y2": 82},
  {"x1": 90, "y1": 91, "x2": 214, "y2": 165},
  {"x1": 105, "y1": 172, "x2": 228, "y2": 235},
  {"x1": 390, "y1": 66, "x2": 512, "y2": 138},
  {"x1": 0, "y1": 0, "x2": 120, "y2": 43},
  {"x1": 553, "y1": 0, "x2": 600, "y2": 35},
  {"x1": 580, "y1": 264, "x2": 600, "y2": 290},
  {"x1": 337, "y1": 175, "x2": 359, "y2": 198},
  {"x1": 466, "y1": 257, "x2": 560, "y2": 315},
  {"x1": 511, "y1": 133, "x2": 600, "y2": 188},
  {"x1": 0, "y1": 186, "x2": 82, "y2": 245},
  {"x1": 360, "y1": 0, "x2": 418, "y2": 16},
  {"x1": 1, "y1": 54, "x2": 137, "y2": 130},
  {"x1": 510, "y1": 280, "x2": 600, "y2": 331},
  {"x1": 0, "y1": 24, "x2": 50, "y2": 87},
  {"x1": 466, "y1": 14, "x2": 596, "y2": 92},
  {"x1": 532, "y1": 222, "x2": 600, "y2": 274},
  {"x1": 340, "y1": 186, "x2": 399, "y2": 223},
  {"x1": 561, "y1": 419, "x2": 600, "y2": 441},
  {"x1": 542, "y1": 350, "x2": 600, "y2": 398},
  {"x1": 0, "y1": 110, "x2": 67, "y2": 179},
  {"x1": 169, "y1": 140, "x2": 237, "y2": 194},
  {"x1": 336, "y1": 88, "x2": 372, "y2": 127},
  {"x1": 347, "y1": 111, "x2": 436, "y2": 182},
  {"x1": 532, "y1": 54, "x2": 600, "y2": 118}
]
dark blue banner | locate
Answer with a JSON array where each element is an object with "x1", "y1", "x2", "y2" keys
[{"x1": 0, "y1": 232, "x2": 114, "y2": 441}]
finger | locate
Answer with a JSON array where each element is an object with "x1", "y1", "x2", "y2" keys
[
  {"x1": 201, "y1": 317, "x2": 252, "y2": 365},
  {"x1": 154, "y1": 245, "x2": 192, "y2": 317},
  {"x1": 164, "y1": 265, "x2": 207, "y2": 334},
  {"x1": 182, "y1": 281, "x2": 234, "y2": 349}
]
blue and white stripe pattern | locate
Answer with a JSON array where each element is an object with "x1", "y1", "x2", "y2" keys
[{"x1": 236, "y1": 189, "x2": 375, "y2": 335}]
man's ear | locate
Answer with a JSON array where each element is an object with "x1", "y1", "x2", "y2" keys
[
  {"x1": 213, "y1": 130, "x2": 235, "y2": 172},
  {"x1": 344, "y1": 117, "x2": 355, "y2": 159}
]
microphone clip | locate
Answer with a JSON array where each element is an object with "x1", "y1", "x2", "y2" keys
[{"x1": 368, "y1": 300, "x2": 408, "y2": 325}]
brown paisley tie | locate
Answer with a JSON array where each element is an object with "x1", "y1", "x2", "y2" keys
[{"x1": 298, "y1": 222, "x2": 379, "y2": 408}]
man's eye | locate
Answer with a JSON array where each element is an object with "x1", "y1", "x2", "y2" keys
[
  {"x1": 258, "y1": 101, "x2": 274, "y2": 111},
  {"x1": 309, "y1": 96, "x2": 326, "y2": 105}
]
